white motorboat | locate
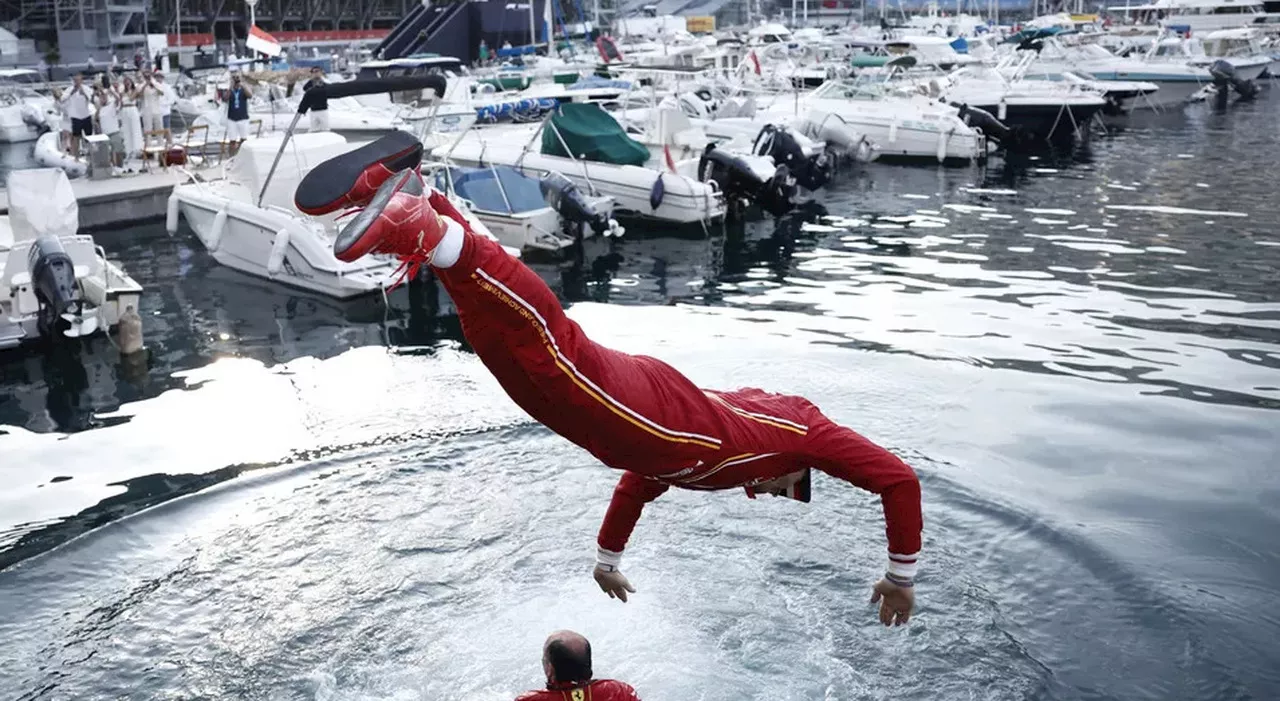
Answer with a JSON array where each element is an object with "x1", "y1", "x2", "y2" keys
[
  {"x1": 167, "y1": 132, "x2": 416, "y2": 299},
  {"x1": 169, "y1": 77, "x2": 522, "y2": 300},
  {"x1": 1, "y1": 169, "x2": 143, "y2": 350},
  {"x1": 426, "y1": 163, "x2": 623, "y2": 253},
  {"x1": 430, "y1": 103, "x2": 729, "y2": 225},
  {"x1": 1020, "y1": 34, "x2": 1210, "y2": 109},
  {"x1": 1141, "y1": 29, "x2": 1272, "y2": 84},
  {"x1": 764, "y1": 77, "x2": 993, "y2": 163},
  {"x1": 910, "y1": 55, "x2": 1110, "y2": 142}
]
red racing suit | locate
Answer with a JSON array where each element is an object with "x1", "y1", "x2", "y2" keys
[
  {"x1": 515, "y1": 679, "x2": 641, "y2": 701},
  {"x1": 434, "y1": 223, "x2": 923, "y2": 579}
]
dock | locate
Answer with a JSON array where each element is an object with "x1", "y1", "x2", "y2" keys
[{"x1": 1, "y1": 171, "x2": 187, "y2": 234}]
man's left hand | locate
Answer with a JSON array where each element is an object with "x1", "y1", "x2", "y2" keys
[{"x1": 870, "y1": 578, "x2": 914, "y2": 627}]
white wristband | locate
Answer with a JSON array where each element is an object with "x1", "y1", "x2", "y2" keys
[
  {"x1": 887, "y1": 551, "x2": 918, "y2": 580},
  {"x1": 596, "y1": 546, "x2": 623, "y2": 569}
]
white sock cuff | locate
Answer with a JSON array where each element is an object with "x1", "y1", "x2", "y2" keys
[
  {"x1": 888, "y1": 551, "x2": 919, "y2": 580},
  {"x1": 431, "y1": 216, "x2": 465, "y2": 269},
  {"x1": 596, "y1": 547, "x2": 623, "y2": 568}
]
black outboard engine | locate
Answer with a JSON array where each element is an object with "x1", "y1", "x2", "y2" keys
[
  {"x1": 539, "y1": 171, "x2": 614, "y2": 238},
  {"x1": 27, "y1": 235, "x2": 82, "y2": 338},
  {"x1": 698, "y1": 144, "x2": 795, "y2": 218},
  {"x1": 753, "y1": 124, "x2": 831, "y2": 192},
  {"x1": 952, "y1": 102, "x2": 1014, "y2": 145},
  {"x1": 1209, "y1": 60, "x2": 1259, "y2": 106}
]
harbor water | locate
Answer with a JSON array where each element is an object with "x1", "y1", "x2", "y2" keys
[{"x1": 1, "y1": 92, "x2": 1278, "y2": 700}]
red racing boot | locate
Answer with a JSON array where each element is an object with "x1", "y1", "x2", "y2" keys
[
  {"x1": 294, "y1": 131, "x2": 424, "y2": 216},
  {"x1": 332, "y1": 168, "x2": 451, "y2": 288}
]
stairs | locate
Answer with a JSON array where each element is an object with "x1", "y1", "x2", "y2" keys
[{"x1": 376, "y1": 0, "x2": 467, "y2": 59}]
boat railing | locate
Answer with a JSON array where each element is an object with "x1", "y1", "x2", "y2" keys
[{"x1": 95, "y1": 244, "x2": 119, "y2": 291}]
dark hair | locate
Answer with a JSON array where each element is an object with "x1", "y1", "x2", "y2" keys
[{"x1": 546, "y1": 638, "x2": 592, "y2": 683}]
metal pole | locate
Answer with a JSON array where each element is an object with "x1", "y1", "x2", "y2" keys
[{"x1": 530, "y1": 0, "x2": 536, "y2": 46}]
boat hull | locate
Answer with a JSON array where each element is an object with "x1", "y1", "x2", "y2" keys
[
  {"x1": 172, "y1": 184, "x2": 403, "y2": 300},
  {"x1": 435, "y1": 142, "x2": 727, "y2": 225}
]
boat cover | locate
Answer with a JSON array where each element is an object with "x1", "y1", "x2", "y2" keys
[
  {"x1": 5, "y1": 168, "x2": 77, "y2": 243},
  {"x1": 541, "y1": 102, "x2": 649, "y2": 167},
  {"x1": 438, "y1": 165, "x2": 546, "y2": 214}
]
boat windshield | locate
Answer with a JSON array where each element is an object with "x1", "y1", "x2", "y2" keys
[
  {"x1": 1202, "y1": 37, "x2": 1259, "y2": 57},
  {"x1": 813, "y1": 80, "x2": 886, "y2": 101},
  {"x1": 439, "y1": 165, "x2": 547, "y2": 214}
]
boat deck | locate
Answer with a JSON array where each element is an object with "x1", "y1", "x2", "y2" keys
[{"x1": 0, "y1": 170, "x2": 187, "y2": 233}]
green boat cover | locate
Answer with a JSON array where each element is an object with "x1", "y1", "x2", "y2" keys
[{"x1": 541, "y1": 102, "x2": 649, "y2": 166}]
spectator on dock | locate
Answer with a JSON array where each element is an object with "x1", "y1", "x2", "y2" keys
[
  {"x1": 118, "y1": 76, "x2": 144, "y2": 160},
  {"x1": 301, "y1": 66, "x2": 329, "y2": 133},
  {"x1": 515, "y1": 631, "x2": 640, "y2": 701},
  {"x1": 54, "y1": 73, "x2": 94, "y2": 161},
  {"x1": 218, "y1": 71, "x2": 253, "y2": 156},
  {"x1": 94, "y1": 83, "x2": 125, "y2": 169},
  {"x1": 139, "y1": 70, "x2": 166, "y2": 139}
]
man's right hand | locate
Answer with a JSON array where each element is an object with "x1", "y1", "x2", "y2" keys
[{"x1": 593, "y1": 566, "x2": 636, "y2": 602}]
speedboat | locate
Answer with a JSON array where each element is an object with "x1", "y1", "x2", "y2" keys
[
  {"x1": 427, "y1": 163, "x2": 623, "y2": 253},
  {"x1": 1, "y1": 169, "x2": 142, "y2": 350},
  {"x1": 168, "y1": 76, "x2": 521, "y2": 300},
  {"x1": 429, "y1": 102, "x2": 729, "y2": 225},
  {"x1": 912, "y1": 56, "x2": 1110, "y2": 143},
  {"x1": 1017, "y1": 34, "x2": 1208, "y2": 110},
  {"x1": 765, "y1": 74, "x2": 995, "y2": 163}
]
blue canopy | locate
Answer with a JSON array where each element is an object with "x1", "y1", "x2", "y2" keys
[
  {"x1": 497, "y1": 44, "x2": 540, "y2": 57},
  {"x1": 436, "y1": 165, "x2": 547, "y2": 214}
]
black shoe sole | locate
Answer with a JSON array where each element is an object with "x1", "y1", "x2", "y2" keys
[
  {"x1": 333, "y1": 168, "x2": 419, "y2": 260},
  {"x1": 295, "y1": 131, "x2": 423, "y2": 215}
]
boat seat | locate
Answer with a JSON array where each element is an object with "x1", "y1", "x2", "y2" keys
[{"x1": 294, "y1": 131, "x2": 423, "y2": 216}]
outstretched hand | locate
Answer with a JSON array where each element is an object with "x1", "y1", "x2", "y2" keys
[
  {"x1": 593, "y1": 566, "x2": 636, "y2": 602},
  {"x1": 870, "y1": 578, "x2": 915, "y2": 627}
]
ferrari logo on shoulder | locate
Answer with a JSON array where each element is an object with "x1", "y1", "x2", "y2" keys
[{"x1": 571, "y1": 689, "x2": 585, "y2": 701}]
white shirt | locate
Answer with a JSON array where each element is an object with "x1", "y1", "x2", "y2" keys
[
  {"x1": 98, "y1": 98, "x2": 120, "y2": 133},
  {"x1": 62, "y1": 86, "x2": 92, "y2": 120},
  {"x1": 140, "y1": 82, "x2": 168, "y2": 116}
]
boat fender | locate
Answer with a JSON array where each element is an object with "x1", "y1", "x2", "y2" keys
[
  {"x1": 165, "y1": 193, "x2": 180, "y2": 234},
  {"x1": 936, "y1": 129, "x2": 949, "y2": 163},
  {"x1": 208, "y1": 205, "x2": 228, "y2": 252},
  {"x1": 650, "y1": 173, "x2": 665, "y2": 210},
  {"x1": 997, "y1": 99, "x2": 1007, "y2": 122},
  {"x1": 117, "y1": 305, "x2": 144, "y2": 355},
  {"x1": 267, "y1": 228, "x2": 291, "y2": 276},
  {"x1": 888, "y1": 117, "x2": 899, "y2": 144}
]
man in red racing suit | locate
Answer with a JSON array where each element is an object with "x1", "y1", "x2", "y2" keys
[
  {"x1": 325, "y1": 163, "x2": 922, "y2": 626},
  {"x1": 515, "y1": 630, "x2": 641, "y2": 701}
]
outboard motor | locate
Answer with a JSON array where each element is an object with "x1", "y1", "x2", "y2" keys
[
  {"x1": 952, "y1": 102, "x2": 1014, "y2": 145},
  {"x1": 539, "y1": 171, "x2": 622, "y2": 239},
  {"x1": 698, "y1": 144, "x2": 795, "y2": 217},
  {"x1": 753, "y1": 124, "x2": 830, "y2": 192},
  {"x1": 1209, "y1": 60, "x2": 1259, "y2": 106},
  {"x1": 27, "y1": 235, "x2": 93, "y2": 339}
]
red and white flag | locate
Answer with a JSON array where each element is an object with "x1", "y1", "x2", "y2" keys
[{"x1": 245, "y1": 25, "x2": 282, "y2": 57}]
